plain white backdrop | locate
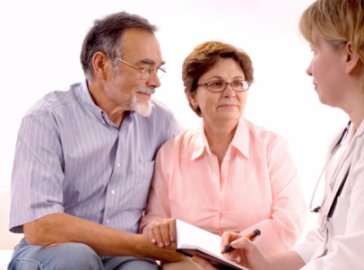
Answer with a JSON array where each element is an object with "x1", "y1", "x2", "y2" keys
[{"x1": 0, "y1": 0, "x2": 348, "y2": 234}]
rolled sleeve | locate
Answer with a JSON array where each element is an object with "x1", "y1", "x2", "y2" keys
[{"x1": 10, "y1": 114, "x2": 64, "y2": 233}]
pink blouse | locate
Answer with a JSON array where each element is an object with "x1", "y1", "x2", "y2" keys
[{"x1": 140, "y1": 118, "x2": 306, "y2": 254}]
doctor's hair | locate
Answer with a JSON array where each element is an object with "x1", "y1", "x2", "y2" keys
[
  {"x1": 80, "y1": 11, "x2": 157, "y2": 79},
  {"x1": 182, "y1": 41, "x2": 254, "y2": 116},
  {"x1": 299, "y1": 0, "x2": 364, "y2": 65}
]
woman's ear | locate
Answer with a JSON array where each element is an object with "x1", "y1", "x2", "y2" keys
[
  {"x1": 187, "y1": 91, "x2": 199, "y2": 110},
  {"x1": 345, "y1": 42, "x2": 361, "y2": 74}
]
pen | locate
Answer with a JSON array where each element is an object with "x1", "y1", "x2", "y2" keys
[{"x1": 222, "y1": 229, "x2": 261, "y2": 254}]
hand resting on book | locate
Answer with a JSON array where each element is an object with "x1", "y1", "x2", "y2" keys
[{"x1": 143, "y1": 218, "x2": 177, "y2": 248}]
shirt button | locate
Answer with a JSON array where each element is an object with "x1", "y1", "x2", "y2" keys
[
  {"x1": 117, "y1": 163, "x2": 121, "y2": 167},
  {"x1": 106, "y1": 219, "x2": 110, "y2": 224},
  {"x1": 111, "y1": 190, "x2": 115, "y2": 195}
]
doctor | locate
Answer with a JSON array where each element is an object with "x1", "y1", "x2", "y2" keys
[{"x1": 193, "y1": 0, "x2": 364, "y2": 269}]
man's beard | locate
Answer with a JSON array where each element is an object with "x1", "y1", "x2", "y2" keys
[{"x1": 131, "y1": 87, "x2": 155, "y2": 117}]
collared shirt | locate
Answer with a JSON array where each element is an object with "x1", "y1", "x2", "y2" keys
[
  {"x1": 10, "y1": 81, "x2": 181, "y2": 234},
  {"x1": 294, "y1": 120, "x2": 364, "y2": 269},
  {"x1": 140, "y1": 118, "x2": 306, "y2": 254}
]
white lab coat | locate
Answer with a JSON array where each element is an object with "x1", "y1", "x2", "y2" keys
[{"x1": 294, "y1": 120, "x2": 364, "y2": 269}]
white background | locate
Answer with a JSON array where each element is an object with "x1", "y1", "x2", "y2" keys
[{"x1": 0, "y1": 0, "x2": 348, "y2": 234}]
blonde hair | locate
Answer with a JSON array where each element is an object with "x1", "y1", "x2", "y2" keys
[{"x1": 299, "y1": 0, "x2": 364, "y2": 64}]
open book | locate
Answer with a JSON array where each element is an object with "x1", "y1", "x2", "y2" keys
[{"x1": 175, "y1": 219, "x2": 247, "y2": 270}]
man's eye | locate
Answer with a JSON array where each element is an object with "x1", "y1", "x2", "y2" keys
[{"x1": 136, "y1": 66, "x2": 148, "y2": 72}]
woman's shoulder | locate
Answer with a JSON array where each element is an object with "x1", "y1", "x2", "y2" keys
[
  {"x1": 158, "y1": 127, "x2": 201, "y2": 155},
  {"x1": 243, "y1": 118, "x2": 286, "y2": 144}
]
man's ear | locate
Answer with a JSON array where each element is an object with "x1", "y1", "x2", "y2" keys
[
  {"x1": 345, "y1": 42, "x2": 361, "y2": 74},
  {"x1": 92, "y1": 51, "x2": 109, "y2": 79}
]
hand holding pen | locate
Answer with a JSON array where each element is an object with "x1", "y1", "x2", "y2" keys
[
  {"x1": 219, "y1": 228, "x2": 270, "y2": 270},
  {"x1": 222, "y1": 229, "x2": 261, "y2": 254}
]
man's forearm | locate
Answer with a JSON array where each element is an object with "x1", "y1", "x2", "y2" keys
[{"x1": 23, "y1": 212, "x2": 182, "y2": 261}]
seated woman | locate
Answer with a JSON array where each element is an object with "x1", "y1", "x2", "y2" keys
[{"x1": 140, "y1": 41, "x2": 306, "y2": 269}]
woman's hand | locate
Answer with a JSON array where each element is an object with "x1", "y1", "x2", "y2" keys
[
  {"x1": 220, "y1": 231, "x2": 271, "y2": 270},
  {"x1": 144, "y1": 218, "x2": 176, "y2": 248}
]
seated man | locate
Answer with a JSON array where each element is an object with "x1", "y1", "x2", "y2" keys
[{"x1": 8, "y1": 11, "x2": 182, "y2": 270}]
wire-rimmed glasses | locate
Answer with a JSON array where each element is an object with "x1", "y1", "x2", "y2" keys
[
  {"x1": 198, "y1": 79, "x2": 249, "y2": 93},
  {"x1": 116, "y1": 57, "x2": 166, "y2": 80}
]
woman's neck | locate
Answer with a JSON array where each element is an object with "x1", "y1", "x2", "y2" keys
[{"x1": 204, "y1": 120, "x2": 238, "y2": 165}]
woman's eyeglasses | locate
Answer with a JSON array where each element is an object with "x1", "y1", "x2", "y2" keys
[{"x1": 198, "y1": 79, "x2": 249, "y2": 93}]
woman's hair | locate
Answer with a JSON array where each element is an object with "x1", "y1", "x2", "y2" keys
[
  {"x1": 80, "y1": 11, "x2": 157, "y2": 78},
  {"x1": 299, "y1": 0, "x2": 364, "y2": 64},
  {"x1": 182, "y1": 41, "x2": 254, "y2": 116}
]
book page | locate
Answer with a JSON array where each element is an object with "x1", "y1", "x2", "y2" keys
[{"x1": 175, "y1": 219, "x2": 247, "y2": 270}]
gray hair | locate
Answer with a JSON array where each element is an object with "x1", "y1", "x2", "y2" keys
[{"x1": 80, "y1": 11, "x2": 157, "y2": 78}]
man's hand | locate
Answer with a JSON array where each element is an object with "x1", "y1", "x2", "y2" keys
[
  {"x1": 144, "y1": 218, "x2": 176, "y2": 248},
  {"x1": 136, "y1": 233, "x2": 184, "y2": 262}
]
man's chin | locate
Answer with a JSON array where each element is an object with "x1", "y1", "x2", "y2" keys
[{"x1": 134, "y1": 101, "x2": 153, "y2": 117}]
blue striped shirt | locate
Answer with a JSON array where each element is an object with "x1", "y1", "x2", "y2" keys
[{"x1": 10, "y1": 81, "x2": 181, "y2": 233}]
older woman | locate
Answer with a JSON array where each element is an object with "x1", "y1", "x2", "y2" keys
[{"x1": 140, "y1": 41, "x2": 306, "y2": 269}]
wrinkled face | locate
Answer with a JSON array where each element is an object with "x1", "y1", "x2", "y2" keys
[
  {"x1": 189, "y1": 58, "x2": 248, "y2": 126},
  {"x1": 306, "y1": 31, "x2": 347, "y2": 107},
  {"x1": 104, "y1": 28, "x2": 164, "y2": 117}
]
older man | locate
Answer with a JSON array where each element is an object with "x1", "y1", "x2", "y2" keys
[{"x1": 9, "y1": 11, "x2": 182, "y2": 270}]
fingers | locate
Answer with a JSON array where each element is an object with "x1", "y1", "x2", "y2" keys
[
  {"x1": 230, "y1": 236, "x2": 255, "y2": 249},
  {"x1": 169, "y1": 219, "x2": 176, "y2": 242},
  {"x1": 146, "y1": 219, "x2": 176, "y2": 247},
  {"x1": 220, "y1": 232, "x2": 256, "y2": 266},
  {"x1": 220, "y1": 231, "x2": 241, "y2": 251},
  {"x1": 227, "y1": 237, "x2": 268, "y2": 269}
]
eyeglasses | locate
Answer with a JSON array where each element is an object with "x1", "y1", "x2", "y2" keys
[
  {"x1": 198, "y1": 79, "x2": 249, "y2": 93},
  {"x1": 115, "y1": 57, "x2": 166, "y2": 80}
]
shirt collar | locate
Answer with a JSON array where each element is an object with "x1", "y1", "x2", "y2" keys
[
  {"x1": 190, "y1": 124, "x2": 209, "y2": 160},
  {"x1": 231, "y1": 118, "x2": 250, "y2": 159},
  {"x1": 77, "y1": 80, "x2": 104, "y2": 120},
  {"x1": 190, "y1": 118, "x2": 250, "y2": 160},
  {"x1": 76, "y1": 80, "x2": 134, "y2": 128}
]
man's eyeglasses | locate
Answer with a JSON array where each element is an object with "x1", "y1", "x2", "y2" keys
[
  {"x1": 198, "y1": 79, "x2": 249, "y2": 93},
  {"x1": 116, "y1": 57, "x2": 166, "y2": 80}
]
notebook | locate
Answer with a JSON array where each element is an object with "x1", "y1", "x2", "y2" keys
[{"x1": 175, "y1": 219, "x2": 247, "y2": 270}]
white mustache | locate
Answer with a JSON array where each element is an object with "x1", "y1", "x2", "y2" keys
[{"x1": 136, "y1": 87, "x2": 155, "y2": 95}]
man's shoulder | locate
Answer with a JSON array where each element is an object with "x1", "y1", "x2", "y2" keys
[
  {"x1": 143, "y1": 99, "x2": 179, "y2": 127},
  {"x1": 151, "y1": 99, "x2": 174, "y2": 117},
  {"x1": 24, "y1": 83, "x2": 81, "y2": 118},
  {"x1": 158, "y1": 128, "x2": 198, "y2": 154}
]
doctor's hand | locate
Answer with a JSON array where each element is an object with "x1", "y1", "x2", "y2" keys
[
  {"x1": 144, "y1": 218, "x2": 176, "y2": 248},
  {"x1": 220, "y1": 231, "x2": 270, "y2": 270}
]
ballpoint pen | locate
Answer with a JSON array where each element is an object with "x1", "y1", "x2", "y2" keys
[{"x1": 222, "y1": 229, "x2": 261, "y2": 254}]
